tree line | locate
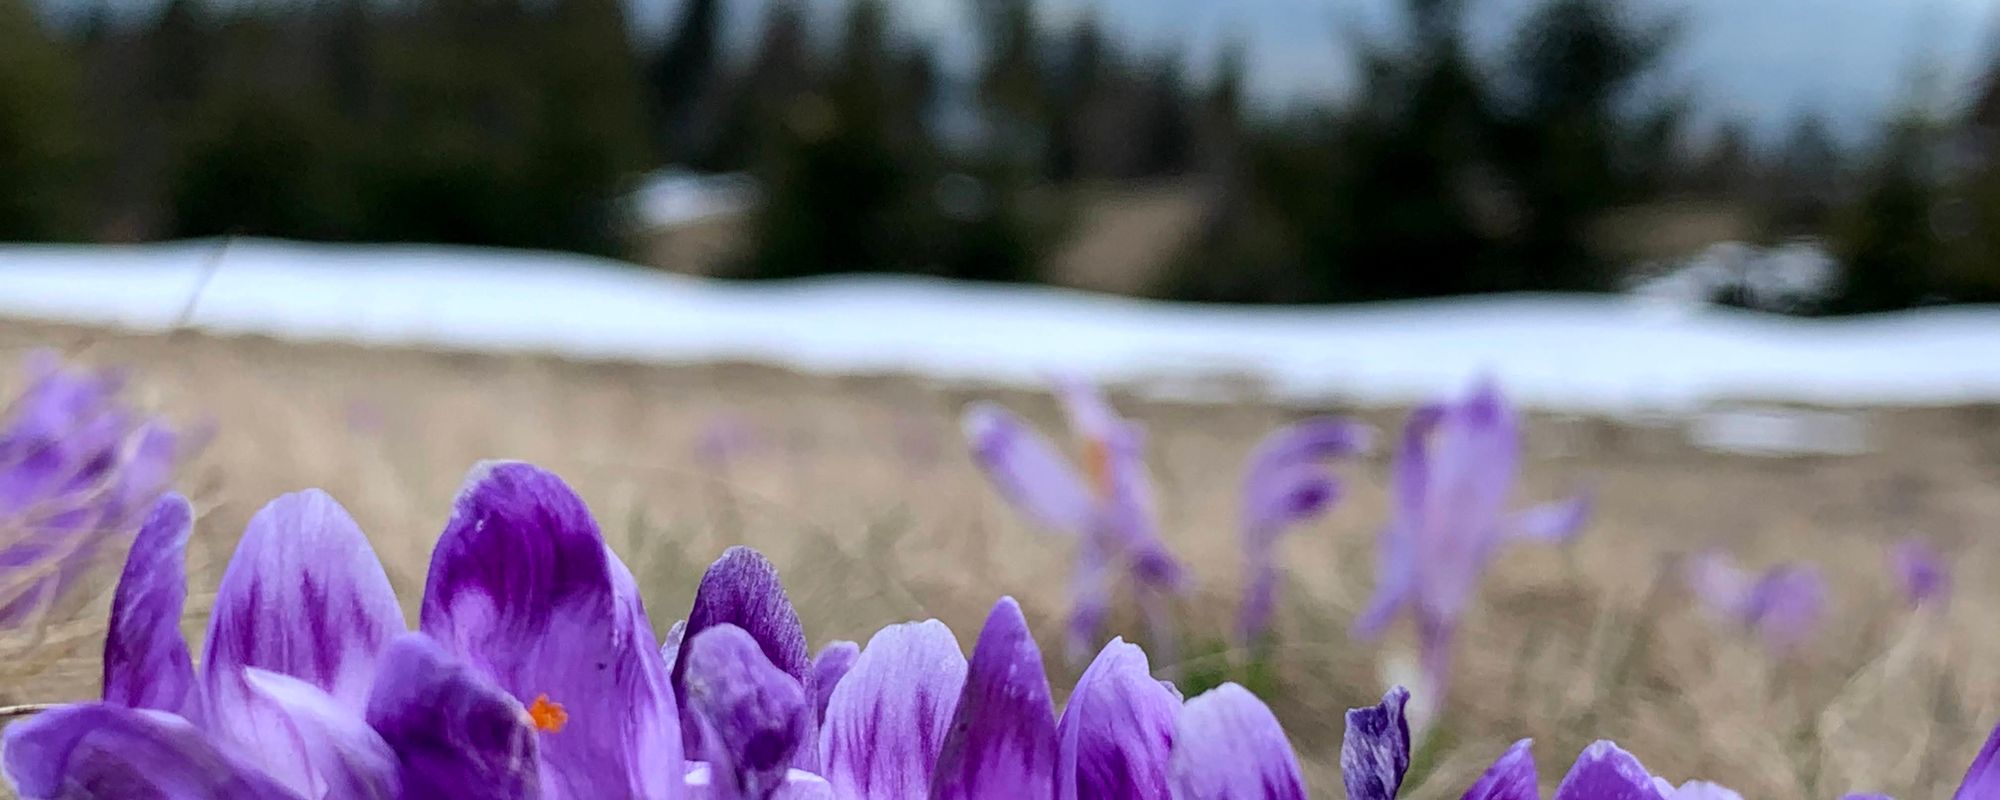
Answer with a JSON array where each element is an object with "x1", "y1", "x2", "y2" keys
[{"x1": 2, "y1": 0, "x2": 1997, "y2": 311}]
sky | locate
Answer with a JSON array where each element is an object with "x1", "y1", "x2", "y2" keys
[{"x1": 650, "y1": 0, "x2": 1998, "y2": 142}]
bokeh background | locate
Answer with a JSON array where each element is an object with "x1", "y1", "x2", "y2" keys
[{"x1": 7, "y1": 0, "x2": 2000, "y2": 797}]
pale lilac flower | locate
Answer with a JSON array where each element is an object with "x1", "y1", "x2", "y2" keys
[
  {"x1": 963, "y1": 379, "x2": 1183, "y2": 658},
  {"x1": 1684, "y1": 550, "x2": 1826, "y2": 653},
  {"x1": 1890, "y1": 537, "x2": 1948, "y2": 608},
  {"x1": 1354, "y1": 380, "x2": 1590, "y2": 703},
  {"x1": 0, "y1": 350, "x2": 183, "y2": 625},
  {"x1": 1238, "y1": 417, "x2": 1370, "y2": 644}
]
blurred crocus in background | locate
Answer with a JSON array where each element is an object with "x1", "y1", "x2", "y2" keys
[
  {"x1": 1684, "y1": 550, "x2": 1827, "y2": 653},
  {"x1": 1889, "y1": 537, "x2": 1949, "y2": 609},
  {"x1": 1354, "y1": 379, "x2": 1589, "y2": 707},
  {"x1": 1237, "y1": 417, "x2": 1371, "y2": 645},
  {"x1": 0, "y1": 350, "x2": 182, "y2": 627},
  {"x1": 962, "y1": 378, "x2": 1185, "y2": 660}
]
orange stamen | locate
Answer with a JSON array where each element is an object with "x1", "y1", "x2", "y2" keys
[
  {"x1": 527, "y1": 694, "x2": 568, "y2": 733},
  {"x1": 1082, "y1": 437, "x2": 1114, "y2": 499}
]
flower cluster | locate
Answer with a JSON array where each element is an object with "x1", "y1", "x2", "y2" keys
[
  {"x1": 1339, "y1": 685, "x2": 2000, "y2": 800},
  {"x1": 2, "y1": 461, "x2": 1317, "y2": 799},
  {"x1": 0, "y1": 350, "x2": 182, "y2": 626}
]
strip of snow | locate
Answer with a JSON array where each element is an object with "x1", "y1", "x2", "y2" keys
[{"x1": 4, "y1": 239, "x2": 2000, "y2": 413}]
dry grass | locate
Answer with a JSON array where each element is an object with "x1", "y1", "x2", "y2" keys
[{"x1": 3, "y1": 318, "x2": 1999, "y2": 798}]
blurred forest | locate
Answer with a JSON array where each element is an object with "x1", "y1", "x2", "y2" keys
[{"x1": 4, "y1": 0, "x2": 2000, "y2": 311}]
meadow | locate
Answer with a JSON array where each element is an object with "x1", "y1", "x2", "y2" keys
[{"x1": 3, "y1": 317, "x2": 1997, "y2": 799}]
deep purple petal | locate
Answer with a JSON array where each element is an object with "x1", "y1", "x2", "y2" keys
[
  {"x1": 201, "y1": 490, "x2": 404, "y2": 784},
  {"x1": 687, "y1": 765, "x2": 836, "y2": 800},
  {"x1": 1240, "y1": 417, "x2": 1369, "y2": 540},
  {"x1": 684, "y1": 625, "x2": 813, "y2": 800},
  {"x1": 365, "y1": 633, "x2": 542, "y2": 800},
  {"x1": 103, "y1": 493, "x2": 199, "y2": 720},
  {"x1": 2, "y1": 703, "x2": 303, "y2": 800},
  {"x1": 676, "y1": 546, "x2": 814, "y2": 768},
  {"x1": 818, "y1": 620, "x2": 967, "y2": 799},
  {"x1": 1169, "y1": 684, "x2": 1306, "y2": 800},
  {"x1": 811, "y1": 641, "x2": 860, "y2": 724},
  {"x1": 962, "y1": 403, "x2": 1096, "y2": 536},
  {"x1": 1341, "y1": 686, "x2": 1411, "y2": 800},
  {"x1": 241, "y1": 668, "x2": 400, "y2": 799},
  {"x1": 1552, "y1": 741, "x2": 1668, "y2": 800},
  {"x1": 1952, "y1": 718, "x2": 2000, "y2": 800},
  {"x1": 420, "y1": 461, "x2": 682, "y2": 800},
  {"x1": 1507, "y1": 493, "x2": 1592, "y2": 543},
  {"x1": 1056, "y1": 638, "x2": 1175, "y2": 800},
  {"x1": 931, "y1": 598, "x2": 1058, "y2": 800},
  {"x1": 1462, "y1": 740, "x2": 1538, "y2": 800}
]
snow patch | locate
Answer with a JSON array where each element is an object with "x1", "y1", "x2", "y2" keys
[{"x1": 4, "y1": 239, "x2": 2000, "y2": 414}]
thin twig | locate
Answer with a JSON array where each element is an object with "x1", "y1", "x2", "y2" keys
[{"x1": 0, "y1": 702, "x2": 60, "y2": 720}]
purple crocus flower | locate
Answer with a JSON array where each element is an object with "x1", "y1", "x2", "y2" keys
[
  {"x1": 1340, "y1": 685, "x2": 1742, "y2": 800},
  {"x1": 0, "y1": 350, "x2": 183, "y2": 626},
  {"x1": 1683, "y1": 550, "x2": 1826, "y2": 653},
  {"x1": 1354, "y1": 379, "x2": 1590, "y2": 704},
  {"x1": 678, "y1": 545, "x2": 1306, "y2": 800},
  {"x1": 1238, "y1": 417, "x2": 1371, "y2": 644},
  {"x1": 4, "y1": 461, "x2": 685, "y2": 798},
  {"x1": 963, "y1": 378, "x2": 1184, "y2": 659},
  {"x1": 1889, "y1": 537, "x2": 1948, "y2": 608}
]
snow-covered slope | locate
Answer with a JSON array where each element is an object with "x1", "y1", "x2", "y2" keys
[{"x1": 4, "y1": 239, "x2": 1999, "y2": 413}]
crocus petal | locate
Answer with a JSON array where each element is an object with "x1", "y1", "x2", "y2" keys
[
  {"x1": 1239, "y1": 417, "x2": 1370, "y2": 540},
  {"x1": 2, "y1": 703, "x2": 303, "y2": 800},
  {"x1": 962, "y1": 403, "x2": 1096, "y2": 536},
  {"x1": 365, "y1": 633, "x2": 541, "y2": 800},
  {"x1": 1952, "y1": 719, "x2": 2000, "y2": 800},
  {"x1": 1413, "y1": 380, "x2": 1520, "y2": 624},
  {"x1": 931, "y1": 597, "x2": 1059, "y2": 799},
  {"x1": 241, "y1": 668, "x2": 400, "y2": 799},
  {"x1": 1683, "y1": 551, "x2": 1754, "y2": 622},
  {"x1": 819, "y1": 620, "x2": 967, "y2": 799},
  {"x1": 683, "y1": 625, "x2": 813, "y2": 800},
  {"x1": 201, "y1": 490, "x2": 404, "y2": 785},
  {"x1": 677, "y1": 546, "x2": 814, "y2": 768},
  {"x1": 1341, "y1": 686, "x2": 1411, "y2": 800},
  {"x1": 1354, "y1": 521, "x2": 1416, "y2": 640},
  {"x1": 1891, "y1": 538, "x2": 1949, "y2": 608},
  {"x1": 687, "y1": 766, "x2": 836, "y2": 800},
  {"x1": 1666, "y1": 782, "x2": 1743, "y2": 800},
  {"x1": 1463, "y1": 740, "x2": 1538, "y2": 800},
  {"x1": 811, "y1": 641, "x2": 860, "y2": 723},
  {"x1": 1056, "y1": 638, "x2": 1176, "y2": 800},
  {"x1": 103, "y1": 493, "x2": 199, "y2": 720},
  {"x1": 1239, "y1": 464, "x2": 1340, "y2": 644},
  {"x1": 1355, "y1": 402, "x2": 1447, "y2": 640},
  {"x1": 1507, "y1": 493, "x2": 1592, "y2": 543},
  {"x1": 420, "y1": 461, "x2": 682, "y2": 800},
  {"x1": 1168, "y1": 684, "x2": 1306, "y2": 800},
  {"x1": 1744, "y1": 565, "x2": 1825, "y2": 652},
  {"x1": 664, "y1": 620, "x2": 688, "y2": 675},
  {"x1": 1552, "y1": 741, "x2": 1668, "y2": 800},
  {"x1": 1066, "y1": 533, "x2": 1115, "y2": 660}
]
